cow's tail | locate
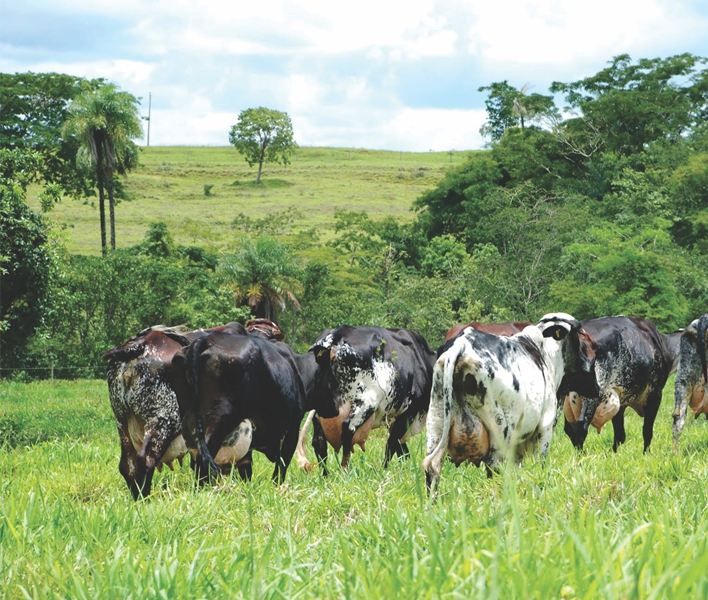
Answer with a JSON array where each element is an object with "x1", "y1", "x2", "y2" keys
[
  {"x1": 421, "y1": 340, "x2": 461, "y2": 479},
  {"x1": 697, "y1": 314, "x2": 708, "y2": 385},
  {"x1": 187, "y1": 336, "x2": 221, "y2": 482},
  {"x1": 296, "y1": 410, "x2": 317, "y2": 471}
]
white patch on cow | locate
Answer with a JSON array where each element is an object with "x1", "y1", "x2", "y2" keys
[{"x1": 215, "y1": 420, "x2": 253, "y2": 467}]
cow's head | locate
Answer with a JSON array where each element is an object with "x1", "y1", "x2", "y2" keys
[{"x1": 538, "y1": 313, "x2": 599, "y2": 401}]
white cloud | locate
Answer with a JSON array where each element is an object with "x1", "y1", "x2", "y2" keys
[
  {"x1": 5, "y1": 0, "x2": 708, "y2": 150},
  {"x1": 465, "y1": 0, "x2": 701, "y2": 65}
]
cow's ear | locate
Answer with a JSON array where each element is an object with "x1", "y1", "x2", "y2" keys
[{"x1": 541, "y1": 324, "x2": 570, "y2": 340}]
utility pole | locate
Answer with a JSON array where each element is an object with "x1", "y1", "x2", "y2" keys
[
  {"x1": 143, "y1": 92, "x2": 152, "y2": 147},
  {"x1": 147, "y1": 92, "x2": 151, "y2": 147}
]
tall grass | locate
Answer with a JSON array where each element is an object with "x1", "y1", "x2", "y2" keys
[{"x1": 2, "y1": 378, "x2": 708, "y2": 598}]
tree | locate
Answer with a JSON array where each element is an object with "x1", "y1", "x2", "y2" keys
[
  {"x1": 0, "y1": 149, "x2": 55, "y2": 370},
  {"x1": 218, "y1": 236, "x2": 301, "y2": 321},
  {"x1": 0, "y1": 72, "x2": 101, "y2": 199},
  {"x1": 550, "y1": 54, "x2": 708, "y2": 159},
  {"x1": 229, "y1": 107, "x2": 297, "y2": 183},
  {"x1": 62, "y1": 83, "x2": 142, "y2": 254},
  {"x1": 478, "y1": 81, "x2": 558, "y2": 142}
]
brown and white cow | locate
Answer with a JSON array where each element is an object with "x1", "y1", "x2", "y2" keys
[
  {"x1": 562, "y1": 316, "x2": 681, "y2": 453},
  {"x1": 104, "y1": 320, "x2": 282, "y2": 499},
  {"x1": 672, "y1": 314, "x2": 708, "y2": 451},
  {"x1": 296, "y1": 325, "x2": 436, "y2": 474},
  {"x1": 422, "y1": 313, "x2": 598, "y2": 498}
]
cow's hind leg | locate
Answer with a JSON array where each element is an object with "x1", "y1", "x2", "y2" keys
[
  {"x1": 272, "y1": 415, "x2": 302, "y2": 484},
  {"x1": 383, "y1": 414, "x2": 411, "y2": 468},
  {"x1": 312, "y1": 417, "x2": 330, "y2": 476},
  {"x1": 117, "y1": 424, "x2": 141, "y2": 500},
  {"x1": 341, "y1": 405, "x2": 376, "y2": 470},
  {"x1": 236, "y1": 450, "x2": 253, "y2": 481},
  {"x1": 611, "y1": 407, "x2": 627, "y2": 452},
  {"x1": 642, "y1": 391, "x2": 662, "y2": 453}
]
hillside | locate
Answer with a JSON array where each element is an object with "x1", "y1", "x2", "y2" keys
[{"x1": 29, "y1": 146, "x2": 464, "y2": 255}]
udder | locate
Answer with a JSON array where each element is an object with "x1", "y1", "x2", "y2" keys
[
  {"x1": 318, "y1": 400, "x2": 368, "y2": 452},
  {"x1": 690, "y1": 381, "x2": 708, "y2": 416},
  {"x1": 447, "y1": 409, "x2": 489, "y2": 466}
]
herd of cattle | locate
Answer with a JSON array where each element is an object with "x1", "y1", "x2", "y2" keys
[{"x1": 103, "y1": 312, "x2": 708, "y2": 500}]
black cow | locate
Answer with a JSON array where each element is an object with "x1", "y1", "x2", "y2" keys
[
  {"x1": 562, "y1": 316, "x2": 681, "y2": 452},
  {"x1": 672, "y1": 314, "x2": 708, "y2": 451},
  {"x1": 174, "y1": 328, "x2": 338, "y2": 485},
  {"x1": 297, "y1": 325, "x2": 436, "y2": 474}
]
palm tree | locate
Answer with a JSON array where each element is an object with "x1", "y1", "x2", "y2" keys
[
  {"x1": 63, "y1": 83, "x2": 142, "y2": 254},
  {"x1": 219, "y1": 236, "x2": 301, "y2": 321}
]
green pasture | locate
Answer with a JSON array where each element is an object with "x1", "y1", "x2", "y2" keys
[
  {"x1": 28, "y1": 146, "x2": 459, "y2": 255},
  {"x1": 2, "y1": 378, "x2": 708, "y2": 598}
]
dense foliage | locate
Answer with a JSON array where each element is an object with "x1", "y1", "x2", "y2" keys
[{"x1": 2, "y1": 53, "x2": 708, "y2": 378}]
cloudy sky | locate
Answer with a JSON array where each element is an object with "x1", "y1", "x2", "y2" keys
[{"x1": 2, "y1": 0, "x2": 708, "y2": 151}]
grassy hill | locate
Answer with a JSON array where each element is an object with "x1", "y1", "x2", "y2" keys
[{"x1": 30, "y1": 146, "x2": 464, "y2": 255}]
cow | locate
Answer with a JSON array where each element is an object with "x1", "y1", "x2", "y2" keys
[
  {"x1": 561, "y1": 316, "x2": 681, "y2": 453},
  {"x1": 174, "y1": 327, "x2": 339, "y2": 485},
  {"x1": 104, "y1": 320, "x2": 282, "y2": 500},
  {"x1": 422, "y1": 313, "x2": 599, "y2": 497},
  {"x1": 296, "y1": 325, "x2": 437, "y2": 474},
  {"x1": 444, "y1": 321, "x2": 531, "y2": 342},
  {"x1": 672, "y1": 314, "x2": 708, "y2": 451}
]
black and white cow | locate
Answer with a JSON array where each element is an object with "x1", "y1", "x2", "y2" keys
[
  {"x1": 297, "y1": 325, "x2": 436, "y2": 473},
  {"x1": 174, "y1": 328, "x2": 338, "y2": 485},
  {"x1": 104, "y1": 320, "x2": 284, "y2": 499},
  {"x1": 672, "y1": 314, "x2": 708, "y2": 451},
  {"x1": 562, "y1": 316, "x2": 681, "y2": 453},
  {"x1": 422, "y1": 313, "x2": 598, "y2": 496}
]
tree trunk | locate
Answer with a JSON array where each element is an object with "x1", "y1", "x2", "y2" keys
[
  {"x1": 107, "y1": 176, "x2": 116, "y2": 250},
  {"x1": 256, "y1": 143, "x2": 266, "y2": 183},
  {"x1": 95, "y1": 143, "x2": 107, "y2": 256}
]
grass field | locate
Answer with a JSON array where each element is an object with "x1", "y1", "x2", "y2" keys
[
  {"x1": 2, "y1": 378, "x2": 708, "y2": 598},
  {"x1": 28, "y1": 146, "x2": 460, "y2": 255}
]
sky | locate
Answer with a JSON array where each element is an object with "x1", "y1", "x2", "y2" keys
[{"x1": 2, "y1": 0, "x2": 708, "y2": 151}]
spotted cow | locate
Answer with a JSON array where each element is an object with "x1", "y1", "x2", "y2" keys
[
  {"x1": 296, "y1": 326, "x2": 436, "y2": 474},
  {"x1": 422, "y1": 313, "x2": 599, "y2": 497},
  {"x1": 174, "y1": 327, "x2": 338, "y2": 485},
  {"x1": 672, "y1": 314, "x2": 708, "y2": 451},
  {"x1": 562, "y1": 316, "x2": 681, "y2": 453},
  {"x1": 104, "y1": 320, "x2": 283, "y2": 499}
]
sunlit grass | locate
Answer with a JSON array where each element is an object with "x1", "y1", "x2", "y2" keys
[
  {"x1": 27, "y1": 146, "x2": 463, "y2": 255},
  {"x1": 2, "y1": 377, "x2": 708, "y2": 598}
]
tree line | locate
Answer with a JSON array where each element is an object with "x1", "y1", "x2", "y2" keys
[{"x1": 1, "y1": 53, "x2": 708, "y2": 378}]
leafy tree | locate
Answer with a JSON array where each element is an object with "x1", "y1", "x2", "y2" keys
[
  {"x1": 0, "y1": 149, "x2": 55, "y2": 370},
  {"x1": 413, "y1": 153, "x2": 503, "y2": 241},
  {"x1": 479, "y1": 81, "x2": 558, "y2": 141},
  {"x1": 548, "y1": 219, "x2": 692, "y2": 330},
  {"x1": 140, "y1": 221, "x2": 176, "y2": 259},
  {"x1": 228, "y1": 107, "x2": 297, "y2": 183},
  {"x1": 218, "y1": 236, "x2": 301, "y2": 321},
  {"x1": 551, "y1": 54, "x2": 708, "y2": 159},
  {"x1": 63, "y1": 83, "x2": 143, "y2": 254},
  {"x1": 0, "y1": 72, "x2": 100, "y2": 198}
]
